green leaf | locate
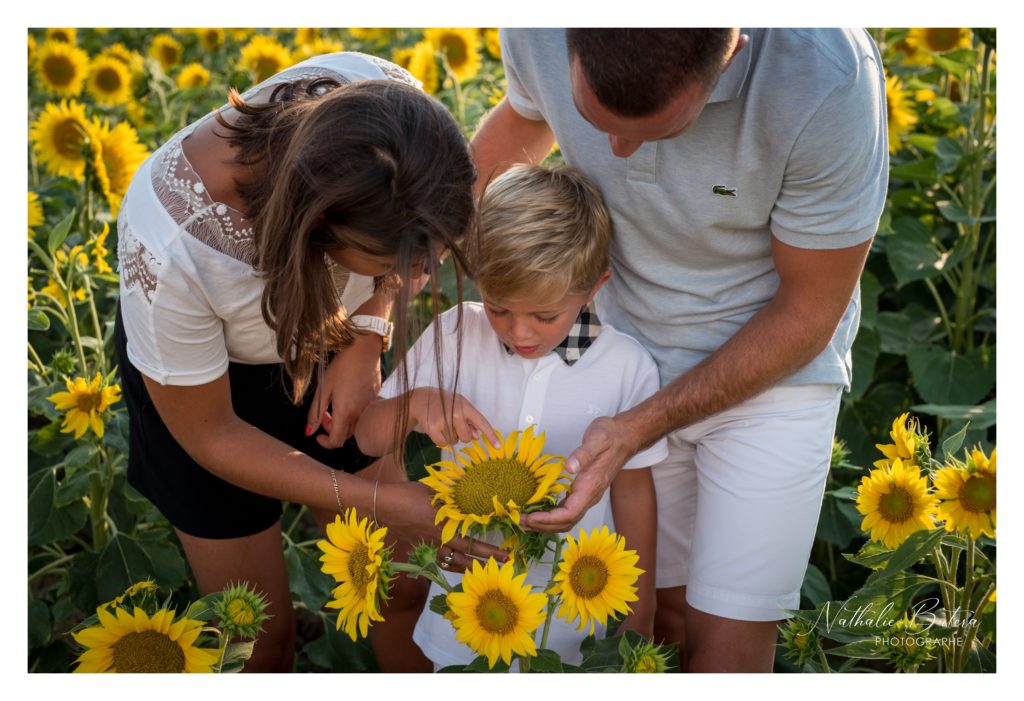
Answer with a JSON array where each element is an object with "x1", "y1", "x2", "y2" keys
[
  {"x1": 849, "y1": 327, "x2": 880, "y2": 399},
  {"x1": 941, "y1": 423, "x2": 970, "y2": 459},
  {"x1": 428, "y1": 593, "x2": 450, "y2": 616},
  {"x1": 63, "y1": 443, "x2": 96, "y2": 469},
  {"x1": 890, "y1": 157, "x2": 936, "y2": 182},
  {"x1": 907, "y1": 345, "x2": 996, "y2": 405},
  {"x1": 28, "y1": 468, "x2": 88, "y2": 547},
  {"x1": 67, "y1": 550, "x2": 101, "y2": 612},
  {"x1": 47, "y1": 209, "x2": 76, "y2": 258},
  {"x1": 28, "y1": 598, "x2": 52, "y2": 650},
  {"x1": 94, "y1": 534, "x2": 163, "y2": 604},
  {"x1": 529, "y1": 648, "x2": 565, "y2": 672},
  {"x1": 934, "y1": 137, "x2": 964, "y2": 176},
  {"x1": 904, "y1": 133, "x2": 938, "y2": 154},
  {"x1": 284, "y1": 541, "x2": 335, "y2": 615},
  {"x1": 303, "y1": 616, "x2": 378, "y2": 672},
  {"x1": 858, "y1": 270, "x2": 882, "y2": 331},
  {"x1": 579, "y1": 633, "x2": 626, "y2": 671},
  {"x1": 932, "y1": 53, "x2": 968, "y2": 79},
  {"x1": 843, "y1": 539, "x2": 893, "y2": 571},
  {"x1": 800, "y1": 564, "x2": 832, "y2": 607},
  {"x1": 219, "y1": 641, "x2": 256, "y2": 673},
  {"x1": 886, "y1": 218, "x2": 942, "y2": 287},
  {"x1": 815, "y1": 494, "x2": 862, "y2": 549},
  {"x1": 875, "y1": 304, "x2": 942, "y2": 356},
  {"x1": 825, "y1": 638, "x2": 887, "y2": 660},
  {"x1": 55, "y1": 468, "x2": 92, "y2": 506},
  {"x1": 136, "y1": 529, "x2": 188, "y2": 591},
  {"x1": 876, "y1": 527, "x2": 944, "y2": 577},
  {"x1": 28, "y1": 308, "x2": 51, "y2": 331},
  {"x1": 936, "y1": 200, "x2": 978, "y2": 225},
  {"x1": 962, "y1": 639, "x2": 997, "y2": 673},
  {"x1": 28, "y1": 420, "x2": 76, "y2": 457}
]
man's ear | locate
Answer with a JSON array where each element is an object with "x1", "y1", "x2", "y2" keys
[{"x1": 722, "y1": 32, "x2": 750, "y2": 72}]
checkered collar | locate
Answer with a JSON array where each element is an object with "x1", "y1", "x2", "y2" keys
[{"x1": 502, "y1": 302, "x2": 602, "y2": 366}]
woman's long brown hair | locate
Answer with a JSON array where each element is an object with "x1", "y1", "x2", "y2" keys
[{"x1": 216, "y1": 78, "x2": 475, "y2": 470}]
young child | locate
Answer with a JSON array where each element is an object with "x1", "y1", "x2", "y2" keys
[{"x1": 355, "y1": 165, "x2": 668, "y2": 668}]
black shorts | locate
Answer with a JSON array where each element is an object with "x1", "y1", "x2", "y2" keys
[{"x1": 114, "y1": 305, "x2": 375, "y2": 539}]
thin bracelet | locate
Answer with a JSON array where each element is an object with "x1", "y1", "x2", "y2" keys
[
  {"x1": 372, "y1": 480, "x2": 380, "y2": 524},
  {"x1": 329, "y1": 467, "x2": 344, "y2": 515}
]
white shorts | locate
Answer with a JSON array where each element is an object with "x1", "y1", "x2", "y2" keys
[{"x1": 652, "y1": 384, "x2": 843, "y2": 622}]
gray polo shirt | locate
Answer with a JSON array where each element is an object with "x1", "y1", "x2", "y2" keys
[{"x1": 500, "y1": 28, "x2": 888, "y2": 389}]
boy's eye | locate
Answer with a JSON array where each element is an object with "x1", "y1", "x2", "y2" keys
[
  {"x1": 535, "y1": 315, "x2": 560, "y2": 323},
  {"x1": 486, "y1": 306, "x2": 508, "y2": 316}
]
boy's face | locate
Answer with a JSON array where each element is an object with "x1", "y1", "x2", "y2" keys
[{"x1": 481, "y1": 272, "x2": 610, "y2": 360}]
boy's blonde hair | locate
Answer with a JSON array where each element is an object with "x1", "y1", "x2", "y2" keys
[{"x1": 469, "y1": 164, "x2": 611, "y2": 302}]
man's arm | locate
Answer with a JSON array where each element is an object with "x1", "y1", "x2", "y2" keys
[
  {"x1": 523, "y1": 234, "x2": 873, "y2": 530},
  {"x1": 471, "y1": 97, "x2": 556, "y2": 196}
]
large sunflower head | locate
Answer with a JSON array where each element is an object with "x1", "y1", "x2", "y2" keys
[
  {"x1": 907, "y1": 28, "x2": 972, "y2": 55},
  {"x1": 885, "y1": 73, "x2": 918, "y2": 154},
  {"x1": 176, "y1": 62, "x2": 211, "y2": 89},
  {"x1": 550, "y1": 526, "x2": 642, "y2": 636},
  {"x1": 194, "y1": 27, "x2": 225, "y2": 51},
  {"x1": 856, "y1": 457, "x2": 938, "y2": 549},
  {"x1": 424, "y1": 27, "x2": 482, "y2": 83},
  {"x1": 98, "y1": 42, "x2": 145, "y2": 76},
  {"x1": 317, "y1": 509, "x2": 394, "y2": 641},
  {"x1": 149, "y1": 33, "x2": 183, "y2": 72},
  {"x1": 30, "y1": 99, "x2": 93, "y2": 181},
  {"x1": 421, "y1": 426, "x2": 569, "y2": 544},
  {"x1": 72, "y1": 605, "x2": 220, "y2": 672},
  {"x1": 86, "y1": 55, "x2": 133, "y2": 106},
  {"x1": 293, "y1": 28, "x2": 322, "y2": 46},
  {"x1": 238, "y1": 35, "x2": 294, "y2": 83},
  {"x1": 933, "y1": 447, "x2": 996, "y2": 540},
  {"x1": 405, "y1": 40, "x2": 441, "y2": 94},
  {"x1": 46, "y1": 27, "x2": 76, "y2": 44},
  {"x1": 48, "y1": 372, "x2": 122, "y2": 439},
  {"x1": 446, "y1": 556, "x2": 548, "y2": 669},
  {"x1": 33, "y1": 40, "x2": 89, "y2": 97},
  {"x1": 87, "y1": 118, "x2": 150, "y2": 217}
]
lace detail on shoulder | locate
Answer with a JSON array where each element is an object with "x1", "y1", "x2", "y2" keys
[
  {"x1": 116, "y1": 200, "x2": 161, "y2": 304},
  {"x1": 366, "y1": 55, "x2": 419, "y2": 87},
  {"x1": 240, "y1": 66, "x2": 352, "y2": 101},
  {"x1": 150, "y1": 131, "x2": 257, "y2": 265}
]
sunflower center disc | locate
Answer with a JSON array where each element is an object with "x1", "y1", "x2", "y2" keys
[
  {"x1": 227, "y1": 598, "x2": 256, "y2": 626},
  {"x1": 111, "y1": 630, "x2": 186, "y2": 673},
  {"x1": 55, "y1": 119, "x2": 86, "y2": 159},
  {"x1": 76, "y1": 391, "x2": 102, "y2": 413},
  {"x1": 97, "y1": 68, "x2": 122, "y2": 92},
  {"x1": 44, "y1": 56, "x2": 74, "y2": 86},
  {"x1": 959, "y1": 473, "x2": 996, "y2": 513},
  {"x1": 569, "y1": 555, "x2": 610, "y2": 599},
  {"x1": 475, "y1": 590, "x2": 519, "y2": 634},
  {"x1": 879, "y1": 486, "x2": 914, "y2": 523},
  {"x1": 925, "y1": 28, "x2": 959, "y2": 52},
  {"x1": 452, "y1": 458, "x2": 538, "y2": 516},
  {"x1": 443, "y1": 37, "x2": 467, "y2": 64},
  {"x1": 347, "y1": 544, "x2": 372, "y2": 595}
]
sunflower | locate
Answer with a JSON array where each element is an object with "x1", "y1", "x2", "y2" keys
[
  {"x1": 177, "y1": 63, "x2": 211, "y2": 89},
  {"x1": 212, "y1": 582, "x2": 270, "y2": 639},
  {"x1": 149, "y1": 33, "x2": 183, "y2": 72},
  {"x1": 194, "y1": 28, "x2": 225, "y2": 51},
  {"x1": 98, "y1": 42, "x2": 144, "y2": 75},
  {"x1": 874, "y1": 412, "x2": 926, "y2": 469},
  {"x1": 30, "y1": 99, "x2": 93, "y2": 180},
  {"x1": 907, "y1": 28, "x2": 972, "y2": 55},
  {"x1": 856, "y1": 458, "x2": 938, "y2": 549},
  {"x1": 28, "y1": 191, "x2": 44, "y2": 238},
  {"x1": 879, "y1": 616, "x2": 934, "y2": 672},
  {"x1": 623, "y1": 639, "x2": 673, "y2": 673},
  {"x1": 101, "y1": 580, "x2": 158, "y2": 609},
  {"x1": 40, "y1": 276, "x2": 87, "y2": 308},
  {"x1": 421, "y1": 426, "x2": 568, "y2": 544},
  {"x1": 86, "y1": 55, "x2": 133, "y2": 107},
  {"x1": 779, "y1": 617, "x2": 821, "y2": 667},
  {"x1": 934, "y1": 448, "x2": 996, "y2": 539},
  {"x1": 46, "y1": 27, "x2": 76, "y2": 44},
  {"x1": 405, "y1": 40, "x2": 440, "y2": 94},
  {"x1": 293, "y1": 37, "x2": 344, "y2": 63},
  {"x1": 885, "y1": 73, "x2": 918, "y2": 154},
  {"x1": 446, "y1": 557, "x2": 548, "y2": 669},
  {"x1": 424, "y1": 28, "x2": 482, "y2": 83},
  {"x1": 48, "y1": 372, "x2": 122, "y2": 439},
  {"x1": 88, "y1": 118, "x2": 150, "y2": 218},
  {"x1": 483, "y1": 28, "x2": 501, "y2": 60},
  {"x1": 34, "y1": 40, "x2": 89, "y2": 97},
  {"x1": 89, "y1": 222, "x2": 114, "y2": 275},
  {"x1": 317, "y1": 509, "x2": 394, "y2": 641},
  {"x1": 550, "y1": 526, "x2": 643, "y2": 635},
  {"x1": 238, "y1": 35, "x2": 294, "y2": 83},
  {"x1": 294, "y1": 27, "x2": 321, "y2": 46},
  {"x1": 348, "y1": 28, "x2": 394, "y2": 43},
  {"x1": 72, "y1": 606, "x2": 219, "y2": 672}
]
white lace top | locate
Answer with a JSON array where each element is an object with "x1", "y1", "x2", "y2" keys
[{"x1": 117, "y1": 53, "x2": 419, "y2": 386}]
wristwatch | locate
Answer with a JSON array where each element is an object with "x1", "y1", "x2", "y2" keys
[{"x1": 350, "y1": 315, "x2": 394, "y2": 353}]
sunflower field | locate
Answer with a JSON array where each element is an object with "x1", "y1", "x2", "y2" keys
[{"x1": 27, "y1": 28, "x2": 995, "y2": 673}]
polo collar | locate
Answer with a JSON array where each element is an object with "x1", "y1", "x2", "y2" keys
[
  {"x1": 708, "y1": 28, "x2": 754, "y2": 104},
  {"x1": 502, "y1": 302, "x2": 602, "y2": 366}
]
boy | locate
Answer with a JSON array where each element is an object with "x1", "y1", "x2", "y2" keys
[{"x1": 355, "y1": 165, "x2": 668, "y2": 667}]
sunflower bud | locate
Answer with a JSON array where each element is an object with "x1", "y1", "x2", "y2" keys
[
  {"x1": 779, "y1": 617, "x2": 821, "y2": 667},
  {"x1": 878, "y1": 617, "x2": 934, "y2": 672},
  {"x1": 213, "y1": 582, "x2": 270, "y2": 640},
  {"x1": 622, "y1": 639, "x2": 673, "y2": 673}
]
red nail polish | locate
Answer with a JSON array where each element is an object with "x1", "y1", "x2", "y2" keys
[{"x1": 305, "y1": 424, "x2": 314, "y2": 437}]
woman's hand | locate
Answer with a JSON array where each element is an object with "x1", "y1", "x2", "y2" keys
[
  {"x1": 306, "y1": 332, "x2": 383, "y2": 448},
  {"x1": 376, "y1": 481, "x2": 507, "y2": 571},
  {"x1": 410, "y1": 388, "x2": 499, "y2": 449}
]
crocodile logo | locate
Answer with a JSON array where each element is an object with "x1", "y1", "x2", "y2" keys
[{"x1": 712, "y1": 185, "x2": 737, "y2": 197}]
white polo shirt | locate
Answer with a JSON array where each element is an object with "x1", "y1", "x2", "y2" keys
[{"x1": 380, "y1": 302, "x2": 668, "y2": 666}]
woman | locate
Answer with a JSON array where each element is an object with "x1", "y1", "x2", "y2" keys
[{"x1": 115, "y1": 52, "x2": 496, "y2": 672}]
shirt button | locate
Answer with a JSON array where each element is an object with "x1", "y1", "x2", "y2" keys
[
  {"x1": 533, "y1": 374, "x2": 542, "y2": 381},
  {"x1": 525, "y1": 415, "x2": 535, "y2": 423}
]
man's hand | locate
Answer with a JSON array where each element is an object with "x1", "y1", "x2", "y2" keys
[
  {"x1": 520, "y1": 416, "x2": 639, "y2": 532},
  {"x1": 306, "y1": 332, "x2": 383, "y2": 448}
]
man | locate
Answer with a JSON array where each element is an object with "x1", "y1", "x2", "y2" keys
[{"x1": 471, "y1": 29, "x2": 887, "y2": 671}]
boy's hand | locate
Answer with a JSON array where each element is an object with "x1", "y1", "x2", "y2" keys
[
  {"x1": 306, "y1": 332, "x2": 382, "y2": 448},
  {"x1": 411, "y1": 388, "x2": 499, "y2": 449}
]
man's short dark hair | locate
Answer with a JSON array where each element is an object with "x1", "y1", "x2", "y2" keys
[{"x1": 566, "y1": 29, "x2": 735, "y2": 117}]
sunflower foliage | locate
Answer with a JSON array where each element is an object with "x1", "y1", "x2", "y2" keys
[{"x1": 788, "y1": 413, "x2": 995, "y2": 673}]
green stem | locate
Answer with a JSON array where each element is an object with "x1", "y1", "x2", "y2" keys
[
  {"x1": 817, "y1": 646, "x2": 832, "y2": 673},
  {"x1": 87, "y1": 458, "x2": 110, "y2": 551},
  {"x1": 923, "y1": 278, "x2": 955, "y2": 345},
  {"x1": 284, "y1": 505, "x2": 307, "y2": 540},
  {"x1": 27, "y1": 553, "x2": 77, "y2": 584},
  {"x1": 952, "y1": 538, "x2": 977, "y2": 672},
  {"x1": 83, "y1": 275, "x2": 107, "y2": 370},
  {"x1": 538, "y1": 537, "x2": 564, "y2": 652},
  {"x1": 28, "y1": 342, "x2": 49, "y2": 379},
  {"x1": 391, "y1": 562, "x2": 455, "y2": 593}
]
